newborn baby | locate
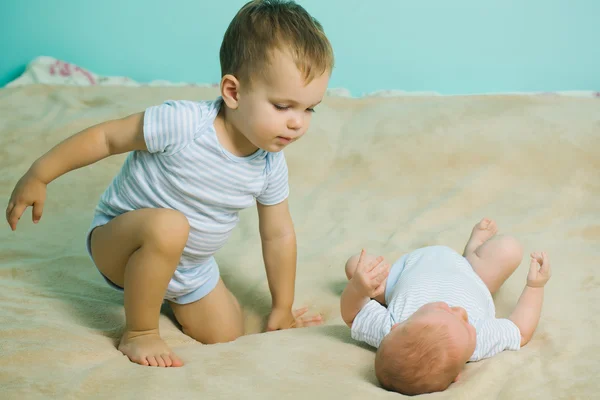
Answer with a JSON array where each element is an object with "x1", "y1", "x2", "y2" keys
[{"x1": 340, "y1": 218, "x2": 552, "y2": 395}]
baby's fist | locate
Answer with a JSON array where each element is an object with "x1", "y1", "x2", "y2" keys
[
  {"x1": 527, "y1": 252, "x2": 551, "y2": 288},
  {"x1": 350, "y1": 250, "x2": 390, "y2": 298}
]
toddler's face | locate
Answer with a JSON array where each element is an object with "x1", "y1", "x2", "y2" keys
[{"x1": 236, "y1": 49, "x2": 330, "y2": 152}]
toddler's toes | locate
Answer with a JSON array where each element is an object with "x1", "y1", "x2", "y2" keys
[
  {"x1": 170, "y1": 353, "x2": 184, "y2": 367},
  {"x1": 161, "y1": 354, "x2": 173, "y2": 367},
  {"x1": 128, "y1": 354, "x2": 149, "y2": 366}
]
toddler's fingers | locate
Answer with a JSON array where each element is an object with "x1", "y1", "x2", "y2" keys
[
  {"x1": 298, "y1": 314, "x2": 323, "y2": 328},
  {"x1": 5, "y1": 202, "x2": 14, "y2": 223},
  {"x1": 8, "y1": 203, "x2": 27, "y2": 231},
  {"x1": 292, "y1": 307, "x2": 309, "y2": 319},
  {"x1": 32, "y1": 200, "x2": 44, "y2": 224}
]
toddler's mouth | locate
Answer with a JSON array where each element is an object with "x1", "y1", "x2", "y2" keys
[{"x1": 277, "y1": 136, "x2": 292, "y2": 144}]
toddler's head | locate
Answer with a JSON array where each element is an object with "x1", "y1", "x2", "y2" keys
[
  {"x1": 375, "y1": 302, "x2": 477, "y2": 395},
  {"x1": 218, "y1": 0, "x2": 334, "y2": 153}
]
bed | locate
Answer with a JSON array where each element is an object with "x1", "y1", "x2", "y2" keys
[{"x1": 1, "y1": 58, "x2": 599, "y2": 399}]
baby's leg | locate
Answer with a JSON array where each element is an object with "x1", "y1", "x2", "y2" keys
[
  {"x1": 463, "y1": 218, "x2": 499, "y2": 257},
  {"x1": 90, "y1": 208, "x2": 189, "y2": 367},
  {"x1": 464, "y1": 219, "x2": 523, "y2": 294},
  {"x1": 169, "y1": 279, "x2": 244, "y2": 344}
]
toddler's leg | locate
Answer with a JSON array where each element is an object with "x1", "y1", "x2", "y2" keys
[
  {"x1": 464, "y1": 218, "x2": 523, "y2": 294},
  {"x1": 90, "y1": 208, "x2": 189, "y2": 367},
  {"x1": 169, "y1": 278, "x2": 244, "y2": 344}
]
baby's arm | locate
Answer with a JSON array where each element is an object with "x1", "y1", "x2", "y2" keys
[
  {"x1": 509, "y1": 252, "x2": 552, "y2": 346},
  {"x1": 6, "y1": 113, "x2": 147, "y2": 230},
  {"x1": 341, "y1": 250, "x2": 390, "y2": 327}
]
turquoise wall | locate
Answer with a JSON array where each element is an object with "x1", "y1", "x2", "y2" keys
[{"x1": 1, "y1": 0, "x2": 598, "y2": 95}]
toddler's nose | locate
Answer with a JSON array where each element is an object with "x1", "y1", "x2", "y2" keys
[{"x1": 287, "y1": 115, "x2": 303, "y2": 131}]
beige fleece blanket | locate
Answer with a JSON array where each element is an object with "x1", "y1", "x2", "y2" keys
[{"x1": 1, "y1": 85, "x2": 598, "y2": 399}]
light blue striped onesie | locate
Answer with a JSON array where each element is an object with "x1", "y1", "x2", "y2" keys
[
  {"x1": 85, "y1": 97, "x2": 289, "y2": 304},
  {"x1": 351, "y1": 246, "x2": 521, "y2": 361}
]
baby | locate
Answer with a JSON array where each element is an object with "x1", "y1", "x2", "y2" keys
[
  {"x1": 341, "y1": 218, "x2": 552, "y2": 395},
  {"x1": 6, "y1": 1, "x2": 333, "y2": 367}
]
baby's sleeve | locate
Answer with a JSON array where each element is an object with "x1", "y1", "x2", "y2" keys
[
  {"x1": 470, "y1": 318, "x2": 522, "y2": 361},
  {"x1": 256, "y1": 151, "x2": 289, "y2": 206},
  {"x1": 351, "y1": 300, "x2": 394, "y2": 348},
  {"x1": 143, "y1": 100, "x2": 204, "y2": 155}
]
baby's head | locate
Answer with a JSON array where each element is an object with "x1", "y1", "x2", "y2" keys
[
  {"x1": 375, "y1": 302, "x2": 477, "y2": 395},
  {"x1": 219, "y1": 0, "x2": 334, "y2": 153}
]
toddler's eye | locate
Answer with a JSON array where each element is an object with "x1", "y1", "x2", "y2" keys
[
  {"x1": 306, "y1": 108, "x2": 316, "y2": 113},
  {"x1": 273, "y1": 104, "x2": 289, "y2": 111}
]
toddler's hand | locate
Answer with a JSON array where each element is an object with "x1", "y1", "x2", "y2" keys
[
  {"x1": 266, "y1": 306, "x2": 323, "y2": 331},
  {"x1": 350, "y1": 249, "x2": 390, "y2": 298},
  {"x1": 527, "y1": 252, "x2": 551, "y2": 288},
  {"x1": 6, "y1": 172, "x2": 47, "y2": 231}
]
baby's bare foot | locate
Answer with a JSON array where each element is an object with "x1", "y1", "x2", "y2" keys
[
  {"x1": 463, "y1": 218, "x2": 498, "y2": 256},
  {"x1": 118, "y1": 329, "x2": 183, "y2": 367}
]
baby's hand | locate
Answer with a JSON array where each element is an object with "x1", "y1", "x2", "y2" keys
[
  {"x1": 527, "y1": 252, "x2": 552, "y2": 288},
  {"x1": 6, "y1": 172, "x2": 47, "y2": 231},
  {"x1": 350, "y1": 249, "x2": 390, "y2": 298}
]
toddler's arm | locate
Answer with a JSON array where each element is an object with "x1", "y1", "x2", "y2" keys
[
  {"x1": 258, "y1": 199, "x2": 324, "y2": 330},
  {"x1": 341, "y1": 250, "x2": 390, "y2": 326},
  {"x1": 509, "y1": 252, "x2": 552, "y2": 346},
  {"x1": 257, "y1": 199, "x2": 296, "y2": 310},
  {"x1": 6, "y1": 113, "x2": 147, "y2": 230}
]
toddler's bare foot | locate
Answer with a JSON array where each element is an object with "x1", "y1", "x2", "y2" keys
[
  {"x1": 463, "y1": 218, "x2": 498, "y2": 256},
  {"x1": 118, "y1": 329, "x2": 183, "y2": 367}
]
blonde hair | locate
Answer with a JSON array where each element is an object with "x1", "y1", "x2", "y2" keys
[
  {"x1": 219, "y1": 0, "x2": 334, "y2": 85},
  {"x1": 375, "y1": 322, "x2": 463, "y2": 395}
]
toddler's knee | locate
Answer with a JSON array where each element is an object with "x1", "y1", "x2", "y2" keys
[
  {"x1": 144, "y1": 209, "x2": 190, "y2": 255},
  {"x1": 211, "y1": 328, "x2": 244, "y2": 344},
  {"x1": 185, "y1": 324, "x2": 243, "y2": 345}
]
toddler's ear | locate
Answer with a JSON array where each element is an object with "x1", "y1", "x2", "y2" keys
[{"x1": 220, "y1": 74, "x2": 240, "y2": 109}]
